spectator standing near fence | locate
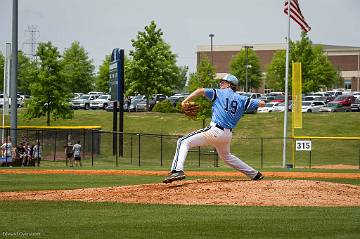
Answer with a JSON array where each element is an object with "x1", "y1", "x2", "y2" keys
[
  {"x1": 1, "y1": 136, "x2": 13, "y2": 163},
  {"x1": 24, "y1": 142, "x2": 32, "y2": 166},
  {"x1": 72, "y1": 140, "x2": 82, "y2": 167},
  {"x1": 64, "y1": 141, "x2": 73, "y2": 167},
  {"x1": 17, "y1": 142, "x2": 27, "y2": 167},
  {"x1": 33, "y1": 140, "x2": 42, "y2": 167}
]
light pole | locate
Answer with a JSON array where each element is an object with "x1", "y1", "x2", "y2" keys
[
  {"x1": 244, "y1": 45, "x2": 253, "y2": 92},
  {"x1": 247, "y1": 64, "x2": 252, "y2": 92},
  {"x1": 209, "y1": 34, "x2": 214, "y2": 65}
]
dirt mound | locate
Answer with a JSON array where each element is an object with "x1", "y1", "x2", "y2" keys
[
  {"x1": 1, "y1": 179, "x2": 359, "y2": 207},
  {"x1": 1, "y1": 169, "x2": 359, "y2": 179}
]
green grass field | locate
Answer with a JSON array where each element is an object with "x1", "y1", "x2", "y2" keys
[
  {"x1": 0, "y1": 173, "x2": 359, "y2": 239},
  {"x1": 1, "y1": 110, "x2": 359, "y2": 238}
]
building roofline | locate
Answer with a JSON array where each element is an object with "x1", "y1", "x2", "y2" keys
[{"x1": 197, "y1": 43, "x2": 360, "y2": 53}]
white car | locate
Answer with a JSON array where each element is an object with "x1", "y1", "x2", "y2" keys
[
  {"x1": 90, "y1": 94, "x2": 111, "y2": 109},
  {"x1": 71, "y1": 94, "x2": 97, "y2": 110},
  {"x1": 301, "y1": 101, "x2": 326, "y2": 112},
  {"x1": 274, "y1": 102, "x2": 285, "y2": 112},
  {"x1": 257, "y1": 102, "x2": 280, "y2": 113}
]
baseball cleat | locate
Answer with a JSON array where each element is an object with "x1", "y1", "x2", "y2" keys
[
  {"x1": 252, "y1": 172, "x2": 264, "y2": 180},
  {"x1": 163, "y1": 171, "x2": 186, "y2": 183}
]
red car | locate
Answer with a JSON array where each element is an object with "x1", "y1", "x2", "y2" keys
[{"x1": 331, "y1": 95, "x2": 356, "y2": 106}]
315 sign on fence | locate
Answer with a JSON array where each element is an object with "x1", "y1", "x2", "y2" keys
[{"x1": 295, "y1": 140, "x2": 312, "y2": 151}]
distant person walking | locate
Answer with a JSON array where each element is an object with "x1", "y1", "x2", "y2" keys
[
  {"x1": 33, "y1": 140, "x2": 42, "y2": 167},
  {"x1": 72, "y1": 140, "x2": 82, "y2": 167}
]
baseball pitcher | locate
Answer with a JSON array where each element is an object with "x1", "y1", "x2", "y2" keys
[{"x1": 163, "y1": 74, "x2": 266, "y2": 183}]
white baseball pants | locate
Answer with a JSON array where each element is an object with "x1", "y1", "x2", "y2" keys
[{"x1": 171, "y1": 122, "x2": 259, "y2": 179}]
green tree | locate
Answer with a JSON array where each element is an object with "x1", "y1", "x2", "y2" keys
[
  {"x1": 174, "y1": 65, "x2": 188, "y2": 93},
  {"x1": 95, "y1": 54, "x2": 111, "y2": 93},
  {"x1": 61, "y1": 41, "x2": 95, "y2": 93},
  {"x1": 24, "y1": 42, "x2": 73, "y2": 126},
  {"x1": 18, "y1": 51, "x2": 37, "y2": 95},
  {"x1": 265, "y1": 50, "x2": 286, "y2": 91},
  {"x1": 0, "y1": 52, "x2": 4, "y2": 91},
  {"x1": 229, "y1": 48, "x2": 262, "y2": 91},
  {"x1": 266, "y1": 32, "x2": 341, "y2": 93},
  {"x1": 187, "y1": 58, "x2": 217, "y2": 121},
  {"x1": 126, "y1": 21, "x2": 181, "y2": 109}
]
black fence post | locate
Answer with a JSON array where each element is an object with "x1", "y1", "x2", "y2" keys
[
  {"x1": 138, "y1": 133, "x2": 141, "y2": 167},
  {"x1": 198, "y1": 146, "x2": 201, "y2": 167},
  {"x1": 130, "y1": 134, "x2": 133, "y2": 165},
  {"x1": 213, "y1": 148, "x2": 218, "y2": 167},
  {"x1": 261, "y1": 137, "x2": 264, "y2": 169},
  {"x1": 53, "y1": 131, "x2": 57, "y2": 161},
  {"x1": 115, "y1": 132, "x2": 118, "y2": 167},
  {"x1": 160, "y1": 135, "x2": 163, "y2": 167},
  {"x1": 91, "y1": 129, "x2": 94, "y2": 167},
  {"x1": 309, "y1": 139, "x2": 312, "y2": 168},
  {"x1": 82, "y1": 129, "x2": 86, "y2": 160}
]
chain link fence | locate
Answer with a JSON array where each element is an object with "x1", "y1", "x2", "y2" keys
[{"x1": 0, "y1": 128, "x2": 359, "y2": 169}]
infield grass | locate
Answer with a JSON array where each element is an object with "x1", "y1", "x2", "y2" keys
[{"x1": 1, "y1": 201, "x2": 359, "y2": 239}]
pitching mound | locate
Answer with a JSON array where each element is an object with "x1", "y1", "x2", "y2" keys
[{"x1": 0, "y1": 179, "x2": 359, "y2": 207}]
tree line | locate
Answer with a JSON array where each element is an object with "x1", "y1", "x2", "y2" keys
[{"x1": 0, "y1": 21, "x2": 341, "y2": 125}]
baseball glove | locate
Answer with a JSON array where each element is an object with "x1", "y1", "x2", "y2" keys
[{"x1": 182, "y1": 102, "x2": 199, "y2": 118}]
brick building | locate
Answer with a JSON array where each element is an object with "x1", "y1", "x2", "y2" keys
[{"x1": 197, "y1": 43, "x2": 360, "y2": 93}]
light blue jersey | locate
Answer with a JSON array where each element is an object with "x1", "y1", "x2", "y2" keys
[{"x1": 204, "y1": 88, "x2": 260, "y2": 129}]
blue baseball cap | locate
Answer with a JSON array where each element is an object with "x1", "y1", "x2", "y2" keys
[{"x1": 222, "y1": 74, "x2": 239, "y2": 85}]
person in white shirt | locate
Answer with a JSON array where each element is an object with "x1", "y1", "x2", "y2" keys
[
  {"x1": 1, "y1": 136, "x2": 13, "y2": 163},
  {"x1": 72, "y1": 140, "x2": 82, "y2": 167}
]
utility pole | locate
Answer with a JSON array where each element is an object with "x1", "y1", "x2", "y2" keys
[
  {"x1": 10, "y1": 0, "x2": 18, "y2": 146},
  {"x1": 244, "y1": 45, "x2": 253, "y2": 92}
]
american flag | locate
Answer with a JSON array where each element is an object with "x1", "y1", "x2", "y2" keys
[{"x1": 284, "y1": 0, "x2": 311, "y2": 32}]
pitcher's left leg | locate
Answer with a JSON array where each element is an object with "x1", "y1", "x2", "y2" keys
[{"x1": 215, "y1": 144, "x2": 259, "y2": 179}]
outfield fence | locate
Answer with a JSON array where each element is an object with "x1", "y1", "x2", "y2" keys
[{"x1": 0, "y1": 128, "x2": 359, "y2": 169}]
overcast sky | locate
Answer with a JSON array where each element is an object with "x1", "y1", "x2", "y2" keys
[{"x1": 1, "y1": 0, "x2": 359, "y2": 73}]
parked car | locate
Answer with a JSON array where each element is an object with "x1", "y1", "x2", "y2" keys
[
  {"x1": 257, "y1": 102, "x2": 280, "y2": 113},
  {"x1": 259, "y1": 95, "x2": 275, "y2": 103},
  {"x1": 271, "y1": 94, "x2": 286, "y2": 103},
  {"x1": 303, "y1": 95, "x2": 318, "y2": 101},
  {"x1": 167, "y1": 95, "x2": 186, "y2": 107},
  {"x1": 326, "y1": 90, "x2": 343, "y2": 98},
  {"x1": 136, "y1": 94, "x2": 168, "y2": 112},
  {"x1": 72, "y1": 93, "x2": 83, "y2": 100},
  {"x1": 273, "y1": 101, "x2": 292, "y2": 112},
  {"x1": 88, "y1": 91, "x2": 104, "y2": 98},
  {"x1": 301, "y1": 101, "x2": 325, "y2": 112},
  {"x1": 90, "y1": 94, "x2": 111, "y2": 109},
  {"x1": 319, "y1": 102, "x2": 351, "y2": 112},
  {"x1": 350, "y1": 98, "x2": 360, "y2": 112},
  {"x1": 71, "y1": 94, "x2": 97, "y2": 110},
  {"x1": 331, "y1": 95, "x2": 356, "y2": 106},
  {"x1": 352, "y1": 92, "x2": 360, "y2": 99},
  {"x1": 241, "y1": 92, "x2": 262, "y2": 99},
  {"x1": 128, "y1": 95, "x2": 146, "y2": 112},
  {"x1": 312, "y1": 92, "x2": 331, "y2": 97},
  {"x1": 0, "y1": 94, "x2": 23, "y2": 108},
  {"x1": 105, "y1": 100, "x2": 129, "y2": 112}
]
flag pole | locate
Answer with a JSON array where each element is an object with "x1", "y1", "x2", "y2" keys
[{"x1": 282, "y1": 0, "x2": 291, "y2": 168}]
